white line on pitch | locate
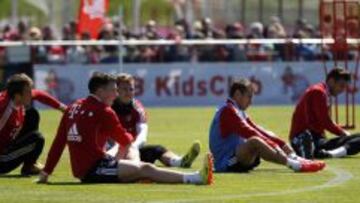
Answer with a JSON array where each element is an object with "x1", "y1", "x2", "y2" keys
[{"x1": 149, "y1": 167, "x2": 353, "y2": 203}]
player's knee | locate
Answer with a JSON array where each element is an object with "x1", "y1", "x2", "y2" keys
[
  {"x1": 245, "y1": 137, "x2": 265, "y2": 154},
  {"x1": 34, "y1": 132, "x2": 44, "y2": 144},
  {"x1": 153, "y1": 145, "x2": 167, "y2": 157},
  {"x1": 30, "y1": 132, "x2": 45, "y2": 154},
  {"x1": 247, "y1": 137, "x2": 263, "y2": 147},
  {"x1": 140, "y1": 162, "x2": 156, "y2": 174}
]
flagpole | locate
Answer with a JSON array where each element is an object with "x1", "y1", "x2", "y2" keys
[
  {"x1": 118, "y1": 5, "x2": 124, "y2": 74},
  {"x1": 11, "y1": 0, "x2": 18, "y2": 25}
]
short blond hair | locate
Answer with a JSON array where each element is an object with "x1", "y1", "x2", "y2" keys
[{"x1": 116, "y1": 73, "x2": 135, "y2": 85}]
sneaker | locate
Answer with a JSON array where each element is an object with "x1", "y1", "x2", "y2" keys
[
  {"x1": 21, "y1": 163, "x2": 43, "y2": 176},
  {"x1": 298, "y1": 160, "x2": 326, "y2": 173},
  {"x1": 180, "y1": 141, "x2": 201, "y2": 168},
  {"x1": 312, "y1": 160, "x2": 326, "y2": 169},
  {"x1": 199, "y1": 153, "x2": 214, "y2": 185}
]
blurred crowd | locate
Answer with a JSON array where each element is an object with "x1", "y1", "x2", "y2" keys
[{"x1": 0, "y1": 16, "x2": 356, "y2": 64}]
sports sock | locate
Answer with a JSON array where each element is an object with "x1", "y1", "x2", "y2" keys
[
  {"x1": 182, "y1": 172, "x2": 201, "y2": 184},
  {"x1": 286, "y1": 158, "x2": 301, "y2": 171},
  {"x1": 327, "y1": 146, "x2": 347, "y2": 158},
  {"x1": 288, "y1": 152, "x2": 298, "y2": 160},
  {"x1": 169, "y1": 155, "x2": 182, "y2": 167},
  {"x1": 288, "y1": 152, "x2": 307, "y2": 161}
]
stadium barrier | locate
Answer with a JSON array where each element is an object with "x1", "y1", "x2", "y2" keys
[
  {"x1": 34, "y1": 61, "x2": 359, "y2": 107},
  {"x1": 0, "y1": 38, "x2": 357, "y2": 107}
]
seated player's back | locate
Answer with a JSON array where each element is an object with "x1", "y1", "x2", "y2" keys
[{"x1": 47, "y1": 96, "x2": 121, "y2": 178}]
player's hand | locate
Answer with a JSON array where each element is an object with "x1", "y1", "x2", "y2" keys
[
  {"x1": 342, "y1": 130, "x2": 351, "y2": 136},
  {"x1": 127, "y1": 144, "x2": 141, "y2": 162},
  {"x1": 35, "y1": 171, "x2": 48, "y2": 184},
  {"x1": 59, "y1": 104, "x2": 68, "y2": 113}
]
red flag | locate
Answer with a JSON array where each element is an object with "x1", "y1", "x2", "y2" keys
[{"x1": 77, "y1": 0, "x2": 109, "y2": 39}]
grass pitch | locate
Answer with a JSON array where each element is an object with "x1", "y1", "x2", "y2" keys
[{"x1": 0, "y1": 106, "x2": 359, "y2": 203}]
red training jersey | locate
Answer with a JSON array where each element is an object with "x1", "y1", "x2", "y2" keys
[
  {"x1": 0, "y1": 89, "x2": 65, "y2": 153},
  {"x1": 219, "y1": 99, "x2": 286, "y2": 148},
  {"x1": 43, "y1": 95, "x2": 133, "y2": 179},
  {"x1": 289, "y1": 82, "x2": 345, "y2": 140},
  {"x1": 111, "y1": 98, "x2": 147, "y2": 139}
]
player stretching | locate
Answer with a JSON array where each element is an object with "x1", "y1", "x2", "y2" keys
[
  {"x1": 37, "y1": 72, "x2": 213, "y2": 185},
  {"x1": 290, "y1": 68, "x2": 360, "y2": 159},
  {"x1": 0, "y1": 74, "x2": 66, "y2": 176},
  {"x1": 107, "y1": 73, "x2": 200, "y2": 168},
  {"x1": 209, "y1": 78, "x2": 325, "y2": 173}
]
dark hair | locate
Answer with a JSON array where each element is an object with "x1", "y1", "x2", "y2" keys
[
  {"x1": 326, "y1": 68, "x2": 351, "y2": 82},
  {"x1": 88, "y1": 72, "x2": 116, "y2": 94},
  {"x1": 229, "y1": 78, "x2": 253, "y2": 97},
  {"x1": 6, "y1": 73, "x2": 33, "y2": 99}
]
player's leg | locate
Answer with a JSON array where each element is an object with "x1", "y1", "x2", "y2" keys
[
  {"x1": 237, "y1": 137, "x2": 324, "y2": 172},
  {"x1": 140, "y1": 141, "x2": 201, "y2": 168},
  {"x1": 139, "y1": 145, "x2": 168, "y2": 164},
  {"x1": 236, "y1": 137, "x2": 287, "y2": 166},
  {"x1": 0, "y1": 131, "x2": 44, "y2": 175},
  {"x1": 317, "y1": 134, "x2": 360, "y2": 158},
  {"x1": 117, "y1": 153, "x2": 213, "y2": 184},
  {"x1": 344, "y1": 133, "x2": 360, "y2": 155}
]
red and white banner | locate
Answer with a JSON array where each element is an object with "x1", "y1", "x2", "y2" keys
[
  {"x1": 77, "y1": 0, "x2": 109, "y2": 39},
  {"x1": 34, "y1": 62, "x2": 360, "y2": 107}
]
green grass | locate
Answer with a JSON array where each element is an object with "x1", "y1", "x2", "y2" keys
[{"x1": 0, "y1": 105, "x2": 359, "y2": 203}]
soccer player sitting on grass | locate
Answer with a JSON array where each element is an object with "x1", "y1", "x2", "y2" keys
[
  {"x1": 37, "y1": 72, "x2": 213, "y2": 185},
  {"x1": 209, "y1": 78, "x2": 325, "y2": 173},
  {"x1": 106, "y1": 73, "x2": 200, "y2": 168},
  {"x1": 0, "y1": 74, "x2": 66, "y2": 176},
  {"x1": 289, "y1": 68, "x2": 360, "y2": 159}
]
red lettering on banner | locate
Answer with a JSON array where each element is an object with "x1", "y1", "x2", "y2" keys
[
  {"x1": 197, "y1": 80, "x2": 207, "y2": 96},
  {"x1": 174, "y1": 76, "x2": 180, "y2": 96},
  {"x1": 183, "y1": 76, "x2": 194, "y2": 96},
  {"x1": 155, "y1": 75, "x2": 230, "y2": 97},
  {"x1": 156, "y1": 77, "x2": 171, "y2": 96},
  {"x1": 210, "y1": 75, "x2": 225, "y2": 96},
  {"x1": 227, "y1": 76, "x2": 234, "y2": 95}
]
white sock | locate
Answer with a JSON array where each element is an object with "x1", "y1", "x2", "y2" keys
[
  {"x1": 288, "y1": 152, "x2": 298, "y2": 160},
  {"x1": 182, "y1": 172, "x2": 201, "y2": 184},
  {"x1": 287, "y1": 158, "x2": 301, "y2": 171},
  {"x1": 327, "y1": 147, "x2": 347, "y2": 158},
  {"x1": 288, "y1": 153, "x2": 306, "y2": 161},
  {"x1": 169, "y1": 156, "x2": 182, "y2": 167}
]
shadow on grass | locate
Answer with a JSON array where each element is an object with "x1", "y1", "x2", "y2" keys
[
  {"x1": 217, "y1": 168, "x2": 291, "y2": 174},
  {"x1": 47, "y1": 182, "x2": 139, "y2": 186},
  {"x1": 254, "y1": 168, "x2": 292, "y2": 174},
  {"x1": 0, "y1": 174, "x2": 29, "y2": 179},
  {"x1": 47, "y1": 182, "x2": 84, "y2": 186}
]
